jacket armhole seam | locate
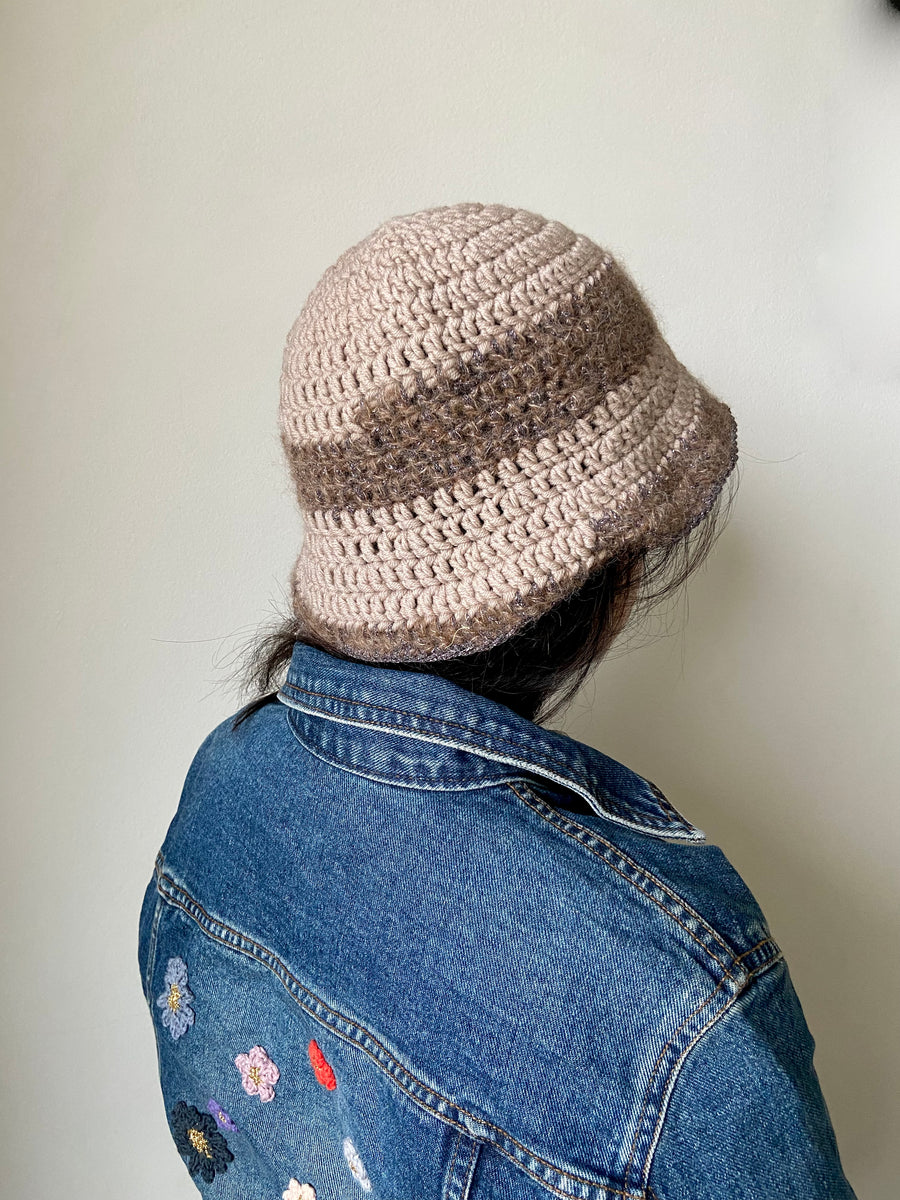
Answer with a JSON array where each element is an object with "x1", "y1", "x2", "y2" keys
[
  {"x1": 642, "y1": 958, "x2": 787, "y2": 1186},
  {"x1": 641, "y1": 985, "x2": 743, "y2": 1185}
]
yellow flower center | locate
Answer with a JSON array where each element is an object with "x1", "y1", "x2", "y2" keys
[
  {"x1": 248, "y1": 1065, "x2": 262, "y2": 1086},
  {"x1": 187, "y1": 1128, "x2": 212, "y2": 1158},
  {"x1": 167, "y1": 983, "x2": 181, "y2": 1012}
]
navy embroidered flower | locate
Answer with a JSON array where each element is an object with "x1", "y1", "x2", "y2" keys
[
  {"x1": 156, "y1": 956, "x2": 195, "y2": 1039},
  {"x1": 207, "y1": 1098, "x2": 237, "y2": 1132},
  {"x1": 171, "y1": 1101, "x2": 234, "y2": 1183}
]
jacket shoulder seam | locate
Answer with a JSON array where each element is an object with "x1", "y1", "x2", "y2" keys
[{"x1": 508, "y1": 783, "x2": 777, "y2": 981}]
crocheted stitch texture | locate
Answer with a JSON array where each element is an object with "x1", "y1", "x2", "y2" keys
[{"x1": 278, "y1": 202, "x2": 737, "y2": 662}]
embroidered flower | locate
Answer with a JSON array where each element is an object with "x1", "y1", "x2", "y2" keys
[
  {"x1": 156, "y1": 956, "x2": 195, "y2": 1039},
  {"x1": 342, "y1": 1137, "x2": 372, "y2": 1192},
  {"x1": 206, "y1": 1098, "x2": 237, "y2": 1132},
  {"x1": 170, "y1": 1100, "x2": 234, "y2": 1183},
  {"x1": 235, "y1": 1044, "x2": 280, "y2": 1101},
  {"x1": 308, "y1": 1038, "x2": 337, "y2": 1090},
  {"x1": 283, "y1": 1180, "x2": 316, "y2": 1200}
]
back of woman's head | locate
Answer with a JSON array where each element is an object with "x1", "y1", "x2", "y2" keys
[{"x1": 233, "y1": 202, "x2": 738, "y2": 727}]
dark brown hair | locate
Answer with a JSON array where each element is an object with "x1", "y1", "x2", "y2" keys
[{"x1": 227, "y1": 469, "x2": 737, "y2": 733}]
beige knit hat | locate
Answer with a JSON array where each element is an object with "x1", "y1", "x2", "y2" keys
[{"x1": 278, "y1": 202, "x2": 737, "y2": 663}]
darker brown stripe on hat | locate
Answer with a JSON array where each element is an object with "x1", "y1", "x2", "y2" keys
[{"x1": 283, "y1": 261, "x2": 658, "y2": 512}]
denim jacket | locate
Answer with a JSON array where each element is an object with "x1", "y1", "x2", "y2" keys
[{"x1": 139, "y1": 640, "x2": 857, "y2": 1200}]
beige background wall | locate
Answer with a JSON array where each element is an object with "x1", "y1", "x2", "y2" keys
[{"x1": 2, "y1": 2, "x2": 897, "y2": 1197}]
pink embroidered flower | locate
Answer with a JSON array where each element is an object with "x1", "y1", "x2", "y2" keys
[
  {"x1": 283, "y1": 1180, "x2": 316, "y2": 1200},
  {"x1": 234, "y1": 1044, "x2": 280, "y2": 1102}
]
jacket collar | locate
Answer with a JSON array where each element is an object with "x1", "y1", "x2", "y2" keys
[{"x1": 275, "y1": 641, "x2": 705, "y2": 842}]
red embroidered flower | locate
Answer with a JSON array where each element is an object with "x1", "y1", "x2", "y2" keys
[{"x1": 308, "y1": 1039, "x2": 336, "y2": 1090}]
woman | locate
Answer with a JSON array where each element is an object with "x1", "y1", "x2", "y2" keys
[{"x1": 139, "y1": 202, "x2": 857, "y2": 1199}]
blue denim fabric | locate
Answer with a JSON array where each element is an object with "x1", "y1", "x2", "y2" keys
[{"x1": 139, "y1": 640, "x2": 857, "y2": 1199}]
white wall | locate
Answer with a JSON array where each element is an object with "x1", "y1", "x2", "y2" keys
[{"x1": 2, "y1": 3, "x2": 897, "y2": 1197}]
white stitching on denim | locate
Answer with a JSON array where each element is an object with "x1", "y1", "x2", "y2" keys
[
  {"x1": 278, "y1": 693, "x2": 701, "y2": 842},
  {"x1": 279, "y1": 681, "x2": 695, "y2": 825},
  {"x1": 283, "y1": 703, "x2": 526, "y2": 793}
]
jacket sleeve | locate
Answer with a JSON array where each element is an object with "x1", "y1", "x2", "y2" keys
[{"x1": 646, "y1": 957, "x2": 858, "y2": 1200}]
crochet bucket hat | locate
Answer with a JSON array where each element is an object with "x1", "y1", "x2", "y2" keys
[{"x1": 278, "y1": 202, "x2": 737, "y2": 663}]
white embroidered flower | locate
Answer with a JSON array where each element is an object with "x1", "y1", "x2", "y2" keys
[
  {"x1": 282, "y1": 1179, "x2": 316, "y2": 1200},
  {"x1": 342, "y1": 1137, "x2": 372, "y2": 1192}
]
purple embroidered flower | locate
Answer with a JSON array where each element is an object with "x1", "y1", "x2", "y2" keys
[
  {"x1": 170, "y1": 1100, "x2": 234, "y2": 1183},
  {"x1": 206, "y1": 1098, "x2": 237, "y2": 1132},
  {"x1": 235, "y1": 1044, "x2": 280, "y2": 1101},
  {"x1": 156, "y1": 956, "x2": 195, "y2": 1039}
]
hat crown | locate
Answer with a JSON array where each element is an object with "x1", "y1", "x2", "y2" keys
[{"x1": 280, "y1": 202, "x2": 628, "y2": 420}]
